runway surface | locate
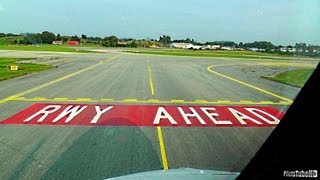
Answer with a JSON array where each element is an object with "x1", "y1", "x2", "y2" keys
[{"x1": 0, "y1": 50, "x2": 317, "y2": 179}]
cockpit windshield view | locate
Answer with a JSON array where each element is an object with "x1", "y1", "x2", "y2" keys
[{"x1": 0, "y1": 0, "x2": 319, "y2": 179}]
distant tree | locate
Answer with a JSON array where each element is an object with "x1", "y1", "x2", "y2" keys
[
  {"x1": 23, "y1": 35, "x2": 36, "y2": 44},
  {"x1": 120, "y1": 38, "x2": 133, "y2": 41},
  {"x1": 108, "y1": 36, "x2": 118, "y2": 46},
  {"x1": 205, "y1": 41, "x2": 237, "y2": 47},
  {"x1": 173, "y1": 38, "x2": 194, "y2": 44},
  {"x1": 227, "y1": 41, "x2": 237, "y2": 47},
  {"x1": 70, "y1": 35, "x2": 80, "y2": 41},
  {"x1": 238, "y1": 42, "x2": 244, "y2": 48},
  {"x1": 188, "y1": 38, "x2": 195, "y2": 43},
  {"x1": 40, "y1": 31, "x2": 56, "y2": 44},
  {"x1": 19, "y1": 38, "x2": 28, "y2": 45},
  {"x1": 101, "y1": 40, "x2": 111, "y2": 47},
  {"x1": 86, "y1": 36, "x2": 103, "y2": 44},
  {"x1": 295, "y1": 43, "x2": 307, "y2": 49},
  {"x1": 81, "y1": 34, "x2": 87, "y2": 39},
  {"x1": 6, "y1": 33, "x2": 18, "y2": 37},
  {"x1": 91, "y1": 37, "x2": 102, "y2": 41},
  {"x1": 130, "y1": 41, "x2": 138, "y2": 48},
  {"x1": 56, "y1": 34, "x2": 62, "y2": 41},
  {"x1": 21, "y1": 33, "x2": 42, "y2": 44},
  {"x1": 159, "y1": 35, "x2": 171, "y2": 45},
  {"x1": 62, "y1": 36, "x2": 69, "y2": 42},
  {"x1": 0, "y1": 33, "x2": 6, "y2": 37},
  {"x1": 242, "y1": 41, "x2": 275, "y2": 50},
  {"x1": 101, "y1": 36, "x2": 118, "y2": 47}
]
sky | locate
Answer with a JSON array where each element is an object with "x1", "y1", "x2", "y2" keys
[{"x1": 0, "y1": 0, "x2": 319, "y2": 45}]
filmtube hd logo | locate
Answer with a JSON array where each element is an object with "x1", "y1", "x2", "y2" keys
[{"x1": 283, "y1": 170, "x2": 317, "y2": 178}]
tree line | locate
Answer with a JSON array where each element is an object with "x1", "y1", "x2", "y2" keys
[{"x1": 1, "y1": 32, "x2": 319, "y2": 53}]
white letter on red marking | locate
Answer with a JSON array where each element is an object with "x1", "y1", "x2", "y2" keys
[
  {"x1": 228, "y1": 108, "x2": 262, "y2": 125},
  {"x1": 201, "y1": 107, "x2": 232, "y2": 125},
  {"x1": 178, "y1": 107, "x2": 206, "y2": 125},
  {"x1": 91, "y1": 106, "x2": 113, "y2": 124},
  {"x1": 245, "y1": 108, "x2": 280, "y2": 125},
  {"x1": 52, "y1": 105, "x2": 87, "y2": 123},
  {"x1": 153, "y1": 107, "x2": 177, "y2": 125},
  {"x1": 24, "y1": 105, "x2": 61, "y2": 123}
]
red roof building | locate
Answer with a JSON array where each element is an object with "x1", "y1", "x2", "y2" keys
[{"x1": 67, "y1": 41, "x2": 79, "y2": 46}]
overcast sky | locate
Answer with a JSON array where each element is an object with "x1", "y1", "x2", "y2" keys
[{"x1": 0, "y1": 0, "x2": 319, "y2": 45}]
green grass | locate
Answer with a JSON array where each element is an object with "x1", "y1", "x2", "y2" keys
[
  {"x1": 0, "y1": 58, "x2": 52, "y2": 81},
  {"x1": 0, "y1": 44, "x2": 93, "y2": 53},
  {"x1": 262, "y1": 69, "x2": 314, "y2": 87},
  {"x1": 80, "y1": 43, "x2": 102, "y2": 47},
  {"x1": 0, "y1": 36, "x2": 24, "y2": 45},
  {"x1": 125, "y1": 49, "x2": 293, "y2": 60}
]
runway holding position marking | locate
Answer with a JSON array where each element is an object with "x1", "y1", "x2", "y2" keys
[{"x1": 2, "y1": 103, "x2": 284, "y2": 127}]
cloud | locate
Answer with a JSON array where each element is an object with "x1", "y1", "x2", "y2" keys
[
  {"x1": 0, "y1": 4, "x2": 4, "y2": 12},
  {"x1": 101, "y1": 0, "x2": 117, "y2": 4},
  {"x1": 120, "y1": 16, "x2": 128, "y2": 23},
  {"x1": 256, "y1": 9, "x2": 264, "y2": 16}
]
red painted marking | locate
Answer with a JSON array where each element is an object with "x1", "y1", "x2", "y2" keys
[{"x1": 0, "y1": 103, "x2": 284, "y2": 127}]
